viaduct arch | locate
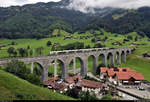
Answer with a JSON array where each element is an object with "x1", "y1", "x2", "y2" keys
[{"x1": 0, "y1": 48, "x2": 134, "y2": 82}]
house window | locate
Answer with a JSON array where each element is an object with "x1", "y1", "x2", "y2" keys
[{"x1": 122, "y1": 69, "x2": 127, "y2": 72}]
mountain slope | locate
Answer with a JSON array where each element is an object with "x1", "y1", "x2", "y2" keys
[
  {"x1": 0, "y1": 70, "x2": 75, "y2": 100},
  {"x1": 82, "y1": 7, "x2": 150, "y2": 38},
  {"x1": 0, "y1": 0, "x2": 150, "y2": 38},
  {"x1": 0, "y1": 1, "x2": 93, "y2": 38}
]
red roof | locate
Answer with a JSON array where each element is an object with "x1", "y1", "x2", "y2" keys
[
  {"x1": 117, "y1": 72, "x2": 130, "y2": 80},
  {"x1": 133, "y1": 73, "x2": 145, "y2": 80},
  {"x1": 116, "y1": 71, "x2": 145, "y2": 81},
  {"x1": 100, "y1": 67, "x2": 146, "y2": 81},
  {"x1": 100, "y1": 67, "x2": 108, "y2": 73},
  {"x1": 107, "y1": 70, "x2": 115, "y2": 76},
  {"x1": 81, "y1": 79, "x2": 102, "y2": 88},
  {"x1": 118, "y1": 67, "x2": 130, "y2": 72}
]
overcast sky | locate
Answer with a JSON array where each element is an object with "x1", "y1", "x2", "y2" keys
[
  {"x1": 1, "y1": 0, "x2": 150, "y2": 12},
  {"x1": 0, "y1": 0, "x2": 61, "y2": 7},
  {"x1": 67, "y1": 0, "x2": 150, "y2": 13}
]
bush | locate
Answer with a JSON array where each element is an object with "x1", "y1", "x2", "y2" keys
[
  {"x1": 91, "y1": 38, "x2": 96, "y2": 43},
  {"x1": 85, "y1": 45, "x2": 91, "y2": 49},
  {"x1": 94, "y1": 43, "x2": 104, "y2": 48},
  {"x1": 7, "y1": 47, "x2": 15, "y2": 56},
  {"x1": 101, "y1": 95, "x2": 114, "y2": 100},
  {"x1": 26, "y1": 74, "x2": 42, "y2": 85},
  {"x1": 64, "y1": 87, "x2": 81, "y2": 98},
  {"x1": 5, "y1": 60, "x2": 29, "y2": 79},
  {"x1": 127, "y1": 35, "x2": 133, "y2": 40},
  {"x1": 114, "y1": 35, "x2": 118, "y2": 37},
  {"x1": 78, "y1": 91, "x2": 98, "y2": 100},
  {"x1": 5, "y1": 60, "x2": 41, "y2": 86}
]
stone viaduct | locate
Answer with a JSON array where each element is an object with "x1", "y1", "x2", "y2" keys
[{"x1": 0, "y1": 48, "x2": 134, "y2": 82}]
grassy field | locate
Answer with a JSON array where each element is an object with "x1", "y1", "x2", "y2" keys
[
  {"x1": 1, "y1": 29, "x2": 150, "y2": 78},
  {"x1": 0, "y1": 29, "x2": 150, "y2": 100},
  {"x1": 0, "y1": 29, "x2": 150, "y2": 58},
  {"x1": 0, "y1": 69, "x2": 75, "y2": 100}
]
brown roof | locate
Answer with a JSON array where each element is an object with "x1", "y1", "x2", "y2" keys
[
  {"x1": 51, "y1": 82, "x2": 67, "y2": 91},
  {"x1": 81, "y1": 79, "x2": 102, "y2": 89},
  {"x1": 66, "y1": 77, "x2": 74, "y2": 84},
  {"x1": 43, "y1": 77, "x2": 59, "y2": 86},
  {"x1": 66, "y1": 75, "x2": 82, "y2": 84}
]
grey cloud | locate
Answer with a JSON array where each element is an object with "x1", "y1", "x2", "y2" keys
[{"x1": 66, "y1": 0, "x2": 150, "y2": 13}]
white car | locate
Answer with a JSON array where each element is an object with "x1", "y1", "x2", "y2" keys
[{"x1": 48, "y1": 86, "x2": 52, "y2": 89}]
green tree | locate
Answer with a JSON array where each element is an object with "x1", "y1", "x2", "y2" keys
[
  {"x1": 91, "y1": 38, "x2": 96, "y2": 43},
  {"x1": 85, "y1": 45, "x2": 91, "y2": 49},
  {"x1": 51, "y1": 45, "x2": 56, "y2": 51},
  {"x1": 78, "y1": 91, "x2": 98, "y2": 101},
  {"x1": 5, "y1": 60, "x2": 29, "y2": 79},
  {"x1": 30, "y1": 49, "x2": 33, "y2": 56},
  {"x1": 94, "y1": 43, "x2": 103, "y2": 48},
  {"x1": 18, "y1": 48, "x2": 26, "y2": 57},
  {"x1": 11, "y1": 41, "x2": 15, "y2": 45},
  {"x1": 34, "y1": 66, "x2": 42, "y2": 76},
  {"x1": 36, "y1": 47, "x2": 44, "y2": 55},
  {"x1": 127, "y1": 35, "x2": 133, "y2": 40},
  {"x1": 135, "y1": 36, "x2": 138, "y2": 41},
  {"x1": 27, "y1": 45, "x2": 30, "y2": 50},
  {"x1": 104, "y1": 36, "x2": 108, "y2": 40},
  {"x1": 13, "y1": 50, "x2": 17, "y2": 57},
  {"x1": 7, "y1": 47, "x2": 15, "y2": 57},
  {"x1": 47, "y1": 41, "x2": 52, "y2": 46}
]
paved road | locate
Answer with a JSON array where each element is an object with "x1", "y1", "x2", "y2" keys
[
  {"x1": 117, "y1": 86, "x2": 150, "y2": 99},
  {"x1": 87, "y1": 72, "x2": 101, "y2": 81}
]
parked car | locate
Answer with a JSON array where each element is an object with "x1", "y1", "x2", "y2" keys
[{"x1": 138, "y1": 86, "x2": 145, "y2": 91}]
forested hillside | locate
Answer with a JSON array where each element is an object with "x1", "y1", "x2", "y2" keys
[
  {"x1": 0, "y1": 0, "x2": 150, "y2": 39},
  {"x1": 82, "y1": 7, "x2": 150, "y2": 38},
  {"x1": 0, "y1": 1, "x2": 93, "y2": 39}
]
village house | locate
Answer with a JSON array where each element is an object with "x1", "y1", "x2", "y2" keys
[
  {"x1": 65, "y1": 75, "x2": 82, "y2": 89},
  {"x1": 143, "y1": 53, "x2": 150, "y2": 57},
  {"x1": 131, "y1": 42, "x2": 137, "y2": 45},
  {"x1": 137, "y1": 36, "x2": 143, "y2": 39},
  {"x1": 0, "y1": 45, "x2": 6, "y2": 49},
  {"x1": 112, "y1": 41, "x2": 122, "y2": 46},
  {"x1": 43, "y1": 77, "x2": 67, "y2": 92},
  {"x1": 100, "y1": 67, "x2": 146, "y2": 86},
  {"x1": 65, "y1": 75, "x2": 108, "y2": 94},
  {"x1": 80, "y1": 79, "x2": 106, "y2": 94},
  {"x1": 123, "y1": 39, "x2": 130, "y2": 42}
]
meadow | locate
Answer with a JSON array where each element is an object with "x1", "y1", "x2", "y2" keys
[
  {"x1": 0, "y1": 29, "x2": 150, "y2": 58},
  {"x1": 0, "y1": 69, "x2": 75, "y2": 100},
  {"x1": 0, "y1": 29, "x2": 150, "y2": 81}
]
